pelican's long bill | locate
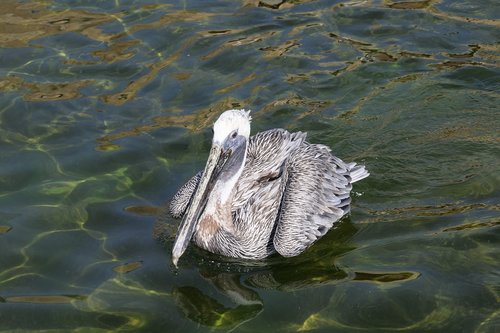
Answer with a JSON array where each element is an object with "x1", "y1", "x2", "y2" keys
[{"x1": 171, "y1": 144, "x2": 224, "y2": 267}]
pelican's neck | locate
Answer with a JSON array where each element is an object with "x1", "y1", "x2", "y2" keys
[
  {"x1": 216, "y1": 169, "x2": 242, "y2": 204},
  {"x1": 206, "y1": 155, "x2": 245, "y2": 213},
  {"x1": 202, "y1": 142, "x2": 247, "y2": 233}
]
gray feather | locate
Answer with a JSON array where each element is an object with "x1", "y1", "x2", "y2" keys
[
  {"x1": 169, "y1": 128, "x2": 368, "y2": 260},
  {"x1": 169, "y1": 171, "x2": 202, "y2": 218}
]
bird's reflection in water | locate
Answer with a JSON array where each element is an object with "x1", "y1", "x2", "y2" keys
[
  {"x1": 154, "y1": 216, "x2": 357, "y2": 330},
  {"x1": 173, "y1": 278, "x2": 262, "y2": 330}
]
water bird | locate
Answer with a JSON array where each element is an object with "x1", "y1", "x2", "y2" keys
[{"x1": 169, "y1": 109, "x2": 368, "y2": 266}]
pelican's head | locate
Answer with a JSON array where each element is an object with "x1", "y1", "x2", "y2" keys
[
  {"x1": 213, "y1": 109, "x2": 251, "y2": 145},
  {"x1": 172, "y1": 109, "x2": 251, "y2": 267}
]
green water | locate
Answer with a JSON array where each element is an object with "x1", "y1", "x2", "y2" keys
[{"x1": 0, "y1": 0, "x2": 499, "y2": 331}]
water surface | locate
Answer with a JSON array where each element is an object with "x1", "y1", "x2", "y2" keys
[{"x1": 0, "y1": 0, "x2": 499, "y2": 332}]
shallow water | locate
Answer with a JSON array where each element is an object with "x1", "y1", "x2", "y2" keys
[{"x1": 0, "y1": 0, "x2": 499, "y2": 331}]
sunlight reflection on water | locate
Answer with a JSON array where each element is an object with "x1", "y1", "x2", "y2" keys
[{"x1": 0, "y1": 0, "x2": 498, "y2": 331}]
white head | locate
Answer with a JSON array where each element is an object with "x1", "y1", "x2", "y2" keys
[{"x1": 213, "y1": 109, "x2": 251, "y2": 145}]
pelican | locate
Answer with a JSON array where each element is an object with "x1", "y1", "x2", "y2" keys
[{"x1": 169, "y1": 109, "x2": 369, "y2": 266}]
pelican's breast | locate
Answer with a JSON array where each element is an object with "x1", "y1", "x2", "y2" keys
[{"x1": 196, "y1": 214, "x2": 219, "y2": 243}]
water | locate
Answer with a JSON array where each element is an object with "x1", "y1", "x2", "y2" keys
[{"x1": 0, "y1": 0, "x2": 499, "y2": 331}]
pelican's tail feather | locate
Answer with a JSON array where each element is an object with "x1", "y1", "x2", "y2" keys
[{"x1": 349, "y1": 163, "x2": 369, "y2": 183}]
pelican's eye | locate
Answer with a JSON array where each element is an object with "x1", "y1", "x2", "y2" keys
[{"x1": 230, "y1": 130, "x2": 238, "y2": 139}]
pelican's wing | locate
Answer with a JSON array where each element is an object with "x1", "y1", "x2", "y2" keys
[
  {"x1": 273, "y1": 143, "x2": 368, "y2": 257},
  {"x1": 169, "y1": 171, "x2": 202, "y2": 218},
  {"x1": 232, "y1": 129, "x2": 306, "y2": 209}
]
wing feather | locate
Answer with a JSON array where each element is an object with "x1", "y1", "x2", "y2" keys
[
  {"x1": 232, "y1": 129, "x2": 306, "y2": 210},
  {"x1": 169, "y1": 171, "x2": 202, "y2": 218},
  {"x1": 273, "y1": 143, "x2": 363, "y2": 257}
]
